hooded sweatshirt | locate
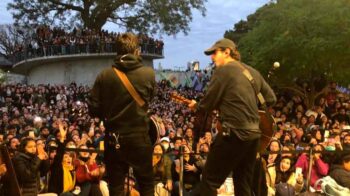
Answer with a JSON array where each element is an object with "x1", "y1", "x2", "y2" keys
[{"x1": 88, "y1": 54, "x2": 156, "y2": 135}]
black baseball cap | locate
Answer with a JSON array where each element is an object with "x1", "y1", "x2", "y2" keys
[{"x1": 204, "y1": 38, "x2": 236, "y2": 55}]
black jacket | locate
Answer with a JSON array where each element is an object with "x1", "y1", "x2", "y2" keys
[
  {"x1": 12, "y1": 152, "x2": 50, "y2": 196},
  {"x1": 48, "y1": 141, "x2": 73, "y2": 194},
  {"x1": 88, "y1": 54, "x2": 156, "y2": 135}
]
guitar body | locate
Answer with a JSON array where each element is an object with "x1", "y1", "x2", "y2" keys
[{"x1": 258, "y1": 110, "x2": 275, "y2": 152}]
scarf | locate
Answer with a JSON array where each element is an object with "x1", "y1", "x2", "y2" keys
[{"x1": 62, "y1": 163, "x2": 75, "y2": 192}]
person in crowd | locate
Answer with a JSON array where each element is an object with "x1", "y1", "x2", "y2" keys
[
  {"x1": 310, "y1": 126, "x2": 324, "y2": 144},
  {"x1": 195, "y1": 142, "x2": 209, "y2": 171},
  {"x1": 329, "y1": 152, "x2": 350, "y2": 188},
  {"x1": 1, "y1": 54, "x2": 350, "y2": 196},
  {"x1": 88, "y1": 32, "x2": 156, "y2": 196},
  {"x1": 263, "y1": 139, "x2": 282, "y2": 168},
  {"x1": 342, "y1": 133, "x2": 350, "y2": 150},
  {"x1": 159, "y1": 137, "x2": 172, "y2": 153},
  {"x1": 7, "y1": 137, "x2": 20, "y2": 157},
  {"x1": 281, "y1": 145, "x2": 296, "y2": 162},
  {"x1": 172, "y1": 144, "x2": 201, "y2": 196},
  {"x1": 48, "y1": 121, "x2": 78, "y2": 195},
  {"x1": 152, "y1": 143, "x2": 173, "y2": 194},
  {"x1": 168, "y1": 137, "x2": 182, "y2": 161},
  {"x1": 12, "y1": 137, "x2": 51, "y2": 196},
  {"x1": 183, "y1": 128, "x2": 196, "y2": 152},
  {"x1": 299, "y1": 116, "x2": 309, "y2": 132},
  {"x1": 295, "y1": 144, "x2": 329, "y2": 189},
  {"x1": 74, "y1": 144, "x2": 103, "y2": 196},
  {"x1": 11, "y1": 26, "x2": 164, "y2": 63},
  {"x1": 266, "y1": 156, "x2": 304, "y2": 195},
  {"x1": 332, "y1": 107, "x2": 350, "y2": 125}
]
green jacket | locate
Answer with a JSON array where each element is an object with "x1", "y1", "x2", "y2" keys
[
  {"x1": 88, "y1": 54, "x2": 156, "y2": 135},
  {"x1": 197, "y1": 61, "x2": 276, "y2": 140}
]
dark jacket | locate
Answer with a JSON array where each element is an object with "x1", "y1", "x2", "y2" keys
[
  {"x1": 48, "y1": 141, "x2": 74, "y2": 194},
  {"x1": 12, "y1": 152, "x2": 50, "y2": 196},
  {"x1": 197, "y1": 61, "x2": 276, "y2": 140},
  {"x1": 329, "y1": 164, "x2": 350, "y2": 188},
  {"x1": 88, "y1": 54, "x2": 156, "y2": 135}
]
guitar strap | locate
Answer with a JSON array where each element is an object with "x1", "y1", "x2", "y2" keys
[
  {"x1": 235, "y1": 61, "x2": 266, "y2": 108},
  {"x1": 104, "y1": 67, "x2": 147, "y2": 149},
  {"x1": 113, "y1": 67, "x2": 146, "y2": 107}
]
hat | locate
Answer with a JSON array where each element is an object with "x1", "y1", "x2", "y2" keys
[
  {"x1": 343, "y1": 125, "x2": 350, "y2": 130},
  {"x1": 160, "y1": 137, "x2": 170, "y2": 143},
  {"x1": 204, "y1": 38, "x2": 236, "y2": 55}
]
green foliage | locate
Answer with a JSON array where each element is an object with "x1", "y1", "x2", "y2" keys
[
  {"x1": 226, "y1": 0, "x2": 350, "y2": 107},
  {"x1": 237, "y1": 0, "x2": 350, "y2": 87},
  {"x1": 7, "y1": 0, "x2": 207, "y2": 35},
  {"x1": 0, "y1": 24, "x2": 32, "y2": 57},
  {"x1": 224, "y1": 3, "x2": 270, "y2": 43}
]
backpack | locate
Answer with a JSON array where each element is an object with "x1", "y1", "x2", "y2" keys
[
  {"x1": 275, "y1": 182, "x2": 295, "y2": 196},
  {"x1": 314, "y1": 176, "x2": 350, "y2": 196}
]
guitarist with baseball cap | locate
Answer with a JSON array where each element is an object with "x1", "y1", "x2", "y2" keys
[{"x1": 189, "y1": 38, "x2": 276, "y2": 196}]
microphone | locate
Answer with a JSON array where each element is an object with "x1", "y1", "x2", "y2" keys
[{"x1": 268, "y1": 62, "x2": 280, "y2": 78}]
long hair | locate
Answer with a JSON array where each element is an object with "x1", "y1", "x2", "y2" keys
[
  {"x1": 275, "y1": 156, "x2": 295, "y2": 184},
  {"x1": 18, "y1": 137, "x2": 35, "y2": 153},
  {"x1": 153, "y1": 143, "x2": 167, "y2": 178},
  {"x1": 230, "y1": 47, "x2": 241, "y2": 61}
]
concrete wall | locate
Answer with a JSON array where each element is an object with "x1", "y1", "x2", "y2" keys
[
  {"x1": 28, "y1": 58, "x2": 114, "y2": 85},
  {"x1": 12, "y1": 53, "x2": 157, "y2": 85}
]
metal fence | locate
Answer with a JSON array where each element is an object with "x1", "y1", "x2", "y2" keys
[{"x1": 9, "y1": 43, "x2": 164, "y2": 64}]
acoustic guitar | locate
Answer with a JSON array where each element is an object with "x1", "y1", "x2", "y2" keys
[{"x1": 170, "y1": 92, "x2": 276, "y2": 151}]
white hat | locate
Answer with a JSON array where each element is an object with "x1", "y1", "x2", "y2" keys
[
  {"x1": 342, "y1": 125, "x2": 350, "y2": 130},
  {"x1": 160, "y1": 137, "x2": 170, "y2": 143}
]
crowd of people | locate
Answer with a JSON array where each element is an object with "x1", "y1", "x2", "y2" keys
[
  {"x1": 0, "y1": 79, "x2": 349, "y2": 196},
  {"x1": 10, "y1": 25, "x2": 164, "y2": 63}
]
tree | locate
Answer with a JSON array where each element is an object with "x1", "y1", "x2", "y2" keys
[
  {"x1": 0, "y1": 24, "x2": 32, "y2": 58},
  {"x1": 227, "y1": 0, "x2": 350, "y2": 108},
  {"x1": 7, "y1": 0, "x2": 207, "y2": 35},
  {"x1": 0, "y1": 69, "x2": 7, "y2": 84},
  {"x1": 224, "y1": 3, "x2": 272, "y2": 43}
]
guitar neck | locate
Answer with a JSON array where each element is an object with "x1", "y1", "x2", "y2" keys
[
  {"x1": 180, "y1": 99, "x2": 192, "y2": 105},
  {"x1": 170, "y1": 93, "x2": 192, "y2": 105}
]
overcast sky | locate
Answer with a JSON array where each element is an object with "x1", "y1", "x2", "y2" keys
[{"x1": 0, "y1": 0, "x2": 270, "y2": 70}]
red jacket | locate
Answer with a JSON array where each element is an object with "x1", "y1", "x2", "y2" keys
[{"x1": 74, "y1": 159, "x2": 100, "y2": 183}]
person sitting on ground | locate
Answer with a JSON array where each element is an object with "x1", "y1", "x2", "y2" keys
[
  {"x1": 12, "y1": 137, "x2": 51, "y2": 196},
  {"x1": 266, "y1": 156, "x2": 304, "y2": 195},
  {"x1": 295, "y1": 144, "x2": 329, "y2": 189},
  {"x1": 75, "y1": 144, "x2": 103, "y2": 196},
  {"x1": 48, "y1": 120, "x2": 79, "y2": 196},
  {"x1": 152, "y1": 143, "x2": 173, "y2": 194},
  {"x1": 263, "y1": 139, "x2": 282, "y2": 168}
]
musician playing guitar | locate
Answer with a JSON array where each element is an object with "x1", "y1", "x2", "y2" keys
[
  {"x1": 88, "y1": 33, "x2": 155, "y2": 196},
  {"x1": 189, "y1": 38, "x2": 277, "y2": 196}
]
